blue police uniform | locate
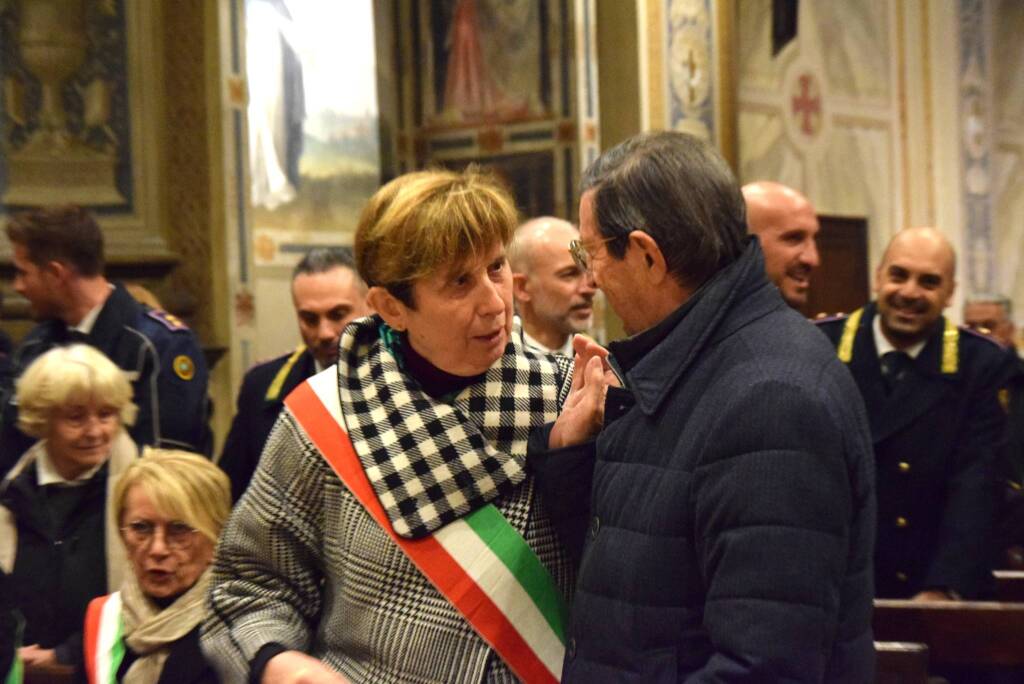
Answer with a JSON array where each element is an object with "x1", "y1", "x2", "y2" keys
[
  {"x1": 219, "y1": 346, "x2": 316, "y2": 501},
  {"x1": 0, "y1": 283, "x2": 210, "y2": 472},
  {"x1": 816, "y1": 302, "x2": 1014, "y2": 598}
]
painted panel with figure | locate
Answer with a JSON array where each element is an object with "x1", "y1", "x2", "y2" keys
[
  {"x1": 245, "y1": 0, "x2": 381, "y2": 265},
  {"x1": 427, "y1": 0, "x2": 550, "y2": 128}
]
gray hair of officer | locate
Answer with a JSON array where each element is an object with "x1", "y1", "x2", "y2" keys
[
  {"x1": 293, "y1": 246, "x2": 366, "y2": 292},
  {"x1": 964, "y1": 292, "x2": 1013, "y2": 318},
  {"x1": 581, "y1": 130, "x2": 747, "y2": 289}
]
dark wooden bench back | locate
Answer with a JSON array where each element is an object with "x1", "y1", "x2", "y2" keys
[
  {"x1": 874, "y1": 641, "x2": 928, "y2": 684},
  {"x1": 24, "y1": 663, "x2": 74, "y2": 684},
  {"x1": 993, "y1": 570, "x2": 1024, "y2": 602},
  {"x1": 873, "y1": 599, "x2": 1024, "y2": 667}
]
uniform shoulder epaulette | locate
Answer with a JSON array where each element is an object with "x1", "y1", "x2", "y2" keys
[
  {"x1": 265, "y1": 346, "x2": 306, "y2": 402},
  {"x1": 812, "y1": 312, "x2": 848, "y2": 325},
  {"x1": 145, "y1": 308, "x2": 190, "y2": 332},
  {"x1": 959, "y1": 324, "x2": 1007, "y2": 350}
]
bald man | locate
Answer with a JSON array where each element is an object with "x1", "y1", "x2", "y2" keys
[
  {"x1": 815, "y1": 227, "x2": 1015, "y2": 601},
  {"x1": 743, "y1": 181, "x2": 820, "y2": 308},
  {"x1": 509, "y1": 217, "x2": 596, "y2": 355}
]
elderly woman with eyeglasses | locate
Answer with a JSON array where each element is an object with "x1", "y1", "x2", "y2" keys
[
  {"x1": 81, "y1": 449, "x2": 229, "y2": 684},
  {"x1": 0, "y1": 344, "x2": 138, "y2": 670}
]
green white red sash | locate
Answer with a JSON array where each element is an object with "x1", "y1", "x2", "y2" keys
[
  {"x1": 285, "y1": 371, "x2": 568, "y2": 684},
  {"x1": 84, "y1": 592, "x2": 126, "y2": 684}
]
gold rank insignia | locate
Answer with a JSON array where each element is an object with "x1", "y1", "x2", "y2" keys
[
  {"x1": 999, "y1": 388, "x2": 1010, "y2": 414},
  {"x1": 174, "y1": 355, "x2": 196, "y2": 381}
]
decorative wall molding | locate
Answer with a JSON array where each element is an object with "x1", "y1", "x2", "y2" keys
[
  {"x1": 0, "y1": 0, "x2": 171, "y2": 261},
  {"x1": 958, "y1": 0, "x2": 994, "y2": 294}
]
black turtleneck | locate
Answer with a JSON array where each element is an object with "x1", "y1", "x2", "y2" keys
[{"x1": 400, "y1": 333, "x2": 485, "y2": 400}]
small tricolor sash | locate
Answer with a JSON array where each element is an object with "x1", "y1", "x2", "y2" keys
[
  {"x1": 285, "y1": 372, "x2": 568, "y2": 684},
  {"x1": 84, "y1": 592, "x2": 126, "y2": 684}
]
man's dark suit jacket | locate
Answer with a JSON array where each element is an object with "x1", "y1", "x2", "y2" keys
[
  {"x1": 816, "y1": 303, "x2": 1015, "y2": 598},
  {"x1": 219, "y1": 347, "x2": 315, "y2": 501}
]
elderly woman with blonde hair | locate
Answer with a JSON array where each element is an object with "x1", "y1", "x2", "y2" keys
[
  {"x1": 203, "y1": 168, "x2": 574, "y2": 684},
  {"x1": 0, "y1": 344, "x2": 137, "y2": 669},
  {"x1": 83, "y1": 449, "x2": 229, "y2": 684}
]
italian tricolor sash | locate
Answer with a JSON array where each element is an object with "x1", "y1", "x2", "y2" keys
[
  {"x1": 285, "y1": 372, "x2": 568, "y2": 684},
  {"x1": 84, "y1": 592, "x2": 126, "y2": 684}
]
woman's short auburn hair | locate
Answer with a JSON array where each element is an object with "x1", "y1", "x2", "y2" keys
[
  {"x1": 355, "y1": 167, "x2": 519, "y2": 305},
  {"x1": 16, "y1": 343, "x2": 137, "y2": 438},
  {"x1": 112, "y1": 448, "x2": 232, "y2": 545}
]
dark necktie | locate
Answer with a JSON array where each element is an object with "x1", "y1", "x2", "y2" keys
[{"x1": 880, "y1": 351, "x2": 910, "y2": 396}]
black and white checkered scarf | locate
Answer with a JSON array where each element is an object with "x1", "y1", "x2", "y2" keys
[{"x1": 336, "y1": 315, "x2": 571, "y2": 539}]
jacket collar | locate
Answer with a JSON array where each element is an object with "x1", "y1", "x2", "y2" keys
[
  {"x1": 263, "y1": 348, "x2": 316, "y2": 406},
  {"x1": 85, "y1": 283, "x2": 136, "y2": 351},
  {"x1": 847, "y1": 302, "x2": 956, "y2": 442},
  {"x1": 41, "y1": 282, "x2": 136, "y2": 348},
  {"x1": 611, "y1": 239, "x2": 782, "y2": 417}
]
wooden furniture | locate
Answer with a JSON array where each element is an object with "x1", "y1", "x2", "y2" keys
[
  {"x1": 799, "y1": 214, "x2": 870, "y2": 319},
  {"x1": 24, "y1": 663, "x2": 74, "y2": 684},
  {"x1": 874, "y1": 641, "x2": 929, "y2": 684},
  {"x1": 873, "y1": 599, "x2": 1024, "y2": 668},
  {"x1": 993, "y1": 570, "x2": 1024, "y2": 602}
]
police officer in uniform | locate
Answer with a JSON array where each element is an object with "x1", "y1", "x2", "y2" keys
[
  {"x1": 0, "y1": 206, "x2": 209, "y2": 474},
  {"x1": 219, "y1": 247, "x2": 369, "y2": 501},
  {"x1": 816, "y1": 227, "x2": 1015, "y2": 599}
]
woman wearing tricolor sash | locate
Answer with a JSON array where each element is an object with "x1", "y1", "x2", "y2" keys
[
  {"x1": 202, "y1": 169, "x2": 575, "y2": 684},
  {"x1": 84, "y1": 450, "x2": 229, "y2": 684}
]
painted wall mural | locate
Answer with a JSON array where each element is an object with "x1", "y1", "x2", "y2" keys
[
  {"x1": 666, "y1": 0, "x2": 715, "y2": 140},
  {"x1": 399, "y1": 0, "x2": 597, "y2": 220},
  {"x1": 958, "y1": 0, "x2": 994, "y2": 294},
  {"x1": 0, "y1": 0, "x2": 133, "y2": 209},
  {"x1": 430, "y1": 0, "x2": 550, "y2": 127}
]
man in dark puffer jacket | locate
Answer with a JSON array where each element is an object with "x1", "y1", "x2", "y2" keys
[{"x1": 530, "y1": 131, "x2": 876, "y2": 682}]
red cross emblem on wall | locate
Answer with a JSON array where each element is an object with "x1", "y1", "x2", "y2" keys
[{"x1": 791, "y1": 73, "x2": 822, "y2": 137}]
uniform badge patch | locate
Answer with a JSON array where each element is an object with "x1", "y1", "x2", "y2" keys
[
  {"x1": 147, "y1": 309, "x2": 188, "y2": 331},
  {"x1": 174, "y1": 355, "x2": 196, "y2": 381}
]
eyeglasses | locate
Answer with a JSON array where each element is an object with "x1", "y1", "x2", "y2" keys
[
  {"x1": 569, "y1": 237, "x2": 617, "y2": 273},
  {"x1": 121, "y1": 520, "x2": 199, "y2": 551}
]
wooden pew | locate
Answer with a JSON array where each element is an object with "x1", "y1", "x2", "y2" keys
[
  {"x1": 24, "y1": 663, "x2": 74, "y2": 684},
  {"x1": 993, "y1": 570, "x2": 1024, "y2": 602},
  {"x1": 874, "y1": 641, "x2": 928, "y2": 684},
  {"x1": 873, "y1": 599, "x2": 1024, "y2": 668}
]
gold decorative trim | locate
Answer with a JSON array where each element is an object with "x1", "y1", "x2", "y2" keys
[
  {"x1": 838, "y1": 308, "x2": 864, "y2": 363},
  {"x1": 896, "y1": 2, "x2": 911, "y2": 228},
  {"x1": 921, "y1": 1, "x2": 935, "y2": 225},
  {"x1": 941, "y1": 318, "x2": 959, "y2": 374},
  {"x1": 715, "y1": 0, "x2": 738, "y2": 170},
  {"x1": 832, "y1": 114, "x2": 893, "y2": 130},
  {"x1": 645, "y1": 0, "x2": 666, "y2": 129}
]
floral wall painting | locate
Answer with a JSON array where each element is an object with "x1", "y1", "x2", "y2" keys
[
  {"x1": 245, "y1": 0, "x2": 381, "y2": 247},
  {"x1": 429, "y1": 0, "x2": 550, "y2": 127},
  {"x1": 0, "y1": 0, "x2": 133, "y2": 210}
]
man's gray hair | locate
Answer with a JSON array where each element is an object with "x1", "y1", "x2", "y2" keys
[
  {"x1": 964, "y1": 292, "x2": 1012, "y2": 318},
  {"x1": 581, "y1": 130, "x2": 746, "y2": 289}
]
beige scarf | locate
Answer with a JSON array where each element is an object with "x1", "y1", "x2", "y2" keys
[{"x1": 119, "y1": 567, "x2": 211, "y2": 684}]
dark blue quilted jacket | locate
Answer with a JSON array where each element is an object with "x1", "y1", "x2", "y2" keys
[{"x1": 531, "y1": 241, "x2": 876, "y2": 682}]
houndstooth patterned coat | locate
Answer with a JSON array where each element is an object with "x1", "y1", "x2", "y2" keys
[{"x1": 201, "y1": 317, "x2": 574, "y2": 683}]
